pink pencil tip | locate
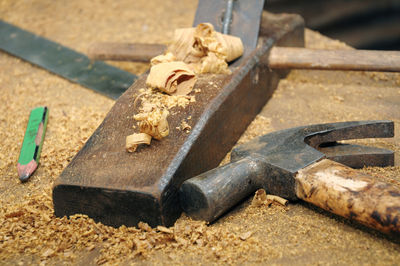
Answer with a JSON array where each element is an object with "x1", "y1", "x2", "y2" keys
[{"x1": 17, "y1": 160, "x2": 38, "y2": 182}]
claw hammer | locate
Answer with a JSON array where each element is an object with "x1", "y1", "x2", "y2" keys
[{"x1": 180, "y1": 121, "x2": 400, "y2": 237}]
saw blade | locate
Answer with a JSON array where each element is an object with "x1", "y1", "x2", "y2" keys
[{"x1": 0, "y1": 20, "x2": 137, "y2": 99}]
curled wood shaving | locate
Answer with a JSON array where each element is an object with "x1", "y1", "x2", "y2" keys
[
  {"x1": 151, "y1": 52, "x2": 176, "y2": 66},
  {"x1": 126, "y1": 133, "x2": 152, "y2": 153},
  {"x1": 179, "y1": 119, "x2": 191, "y2": 133},
  {"x1": 146, "y1": 61, "x2": 197, "y2": 95},
  {"x1": 130, "y1": 23, "x2": 242, "y2": 149},
  {"x1": 195, "y1": 52, "x2": 228, "y2": 74},
  {"x1": 167, "y1": 23, "x2": 243, "y2": 74},
  {"x1": 134, "y1": 109, "x2": 169, "y2": 140},
  {"x1": 266, "y1": 194, "x2": 289, "y2": 206},
  {"x1": 251, "y1": 189, "x2": 289, "y2": 207},
  {"x1": 251, "y1": 189, "x2": 271, "y2": 207},
  {"x1": 127, "y1": 87, "x2": 195, "y2": 152}
]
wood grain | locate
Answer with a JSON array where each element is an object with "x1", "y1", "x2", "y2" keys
[
  {"x1": 296, "y1": 159, "x2": 400, "y2": 236},
  {"x1": 87, "y1": 43, "x2": 166, "y2": 62},
  {"x1": 269, "y1": 47, "x2": 400, "y2": 72}
]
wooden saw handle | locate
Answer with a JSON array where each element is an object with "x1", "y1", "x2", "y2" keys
[
  {"x1": 87, "y1": 43, "x2": 166, "y2": 62},
  {"x1": 295, "y1": 159, "x2": 400, "y2": 236},
  {"x1": 269, "y1": 47, "x2": 400, "y2": 72},
  {"x1": 87, "y1": 42, "x2": 400, "y2": 73}
]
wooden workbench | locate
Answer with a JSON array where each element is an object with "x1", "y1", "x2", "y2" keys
[{"x1": 0, "y1": 0, "x2": 399, "y2": 264}]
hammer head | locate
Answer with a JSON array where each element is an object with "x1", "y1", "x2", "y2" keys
[{"x1": 231, "y1": 120, "x2": 394, "y2": 199}]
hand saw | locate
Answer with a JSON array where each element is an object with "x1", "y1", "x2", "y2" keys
[{"x1": 0, "y1": 20, "x2": 137, "y2": 99}]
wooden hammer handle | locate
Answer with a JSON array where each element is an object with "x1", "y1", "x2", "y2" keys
[
  {"x1": 296, "y1": 158, "x2": 400, "y2": 236},
  {"x1": 269, "y1": 47, "x2": 400, "y2": 72}
]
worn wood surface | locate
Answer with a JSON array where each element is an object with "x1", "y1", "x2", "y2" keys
[
  {"x1": 296, "y1": 159, "x2": 400, "y2": 236},
  {"x1": 53, "y1": 12, "x2": 305, "y2": 227}
]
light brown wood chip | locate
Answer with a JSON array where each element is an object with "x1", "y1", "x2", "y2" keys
[
  {"x1": 156, "y1": 226, "x2": 173, "y2": 234},
  {"x1": 167, "y1": 23, "x2": 243, "y2": 74},
  {"x1": 134, "y1": 109, "x2": 170, "y2": 140},
  {"x1": 239, "y1": 231, "x2": 253, "y2": 241},
  {"x1": 126, "y1": 133, "x2": 152, "y2": 152},
  {"x1": 150, "y1": 52, "x2": 176, "y2": 66},
  {"x1": 266, "y1": 194, "x2": 288, "y2": 206},
  {"x1": 251, "y1": 189, "x2": 269, "y2": 207},
  {"x1": 146, "y1": 61, "x2": 197, "y2": 95}
]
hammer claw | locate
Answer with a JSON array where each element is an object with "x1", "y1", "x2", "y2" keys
[
  {"x1": 304, "y1": 120, "x2": 394, "y2": 148},
  {"x1": 319, "y1": 143, "x2": 394, "y2": 169}
]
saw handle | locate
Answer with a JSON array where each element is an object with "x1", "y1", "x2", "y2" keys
[
  {"x1": 86, "y1": 42, "x2": 400, "y2": 73},
  {"x1": 179, "y1": 156, "x2": 266, "y2": 222},
  {"x1": 296, "y1": 159, "x2": 400, "y2": 236},
  {"x1": 87, "y1": 43, "x2": 166, "y2": 62}
]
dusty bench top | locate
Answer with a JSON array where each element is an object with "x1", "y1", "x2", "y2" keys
[{"x1": 0, "y1": 0, "x2": 399, "y2": 264}]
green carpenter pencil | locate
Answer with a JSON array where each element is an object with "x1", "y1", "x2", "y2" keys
[{"x1": 17, "y1": 106, "x2": 49, "y2": 182}]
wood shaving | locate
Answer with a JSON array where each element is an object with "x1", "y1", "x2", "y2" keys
[
  {"x1": 134, "y1": 108, "x2": 169, "y2": 140},
  {"x1": 132, "y1": 22, "x2": 241, "y2": 150},
  {"x1": 251, "y1": 189, "x2": 288, "y2": 207},
  {"x1": 251, "y1": 189, "x2": 272, "y2": 207},
  {"x1": 126, "y1": 133, "x2": 152, "y2": 152},
  {"x1": 146, "y1": 61, "x2": 197, "y2": 96},
  {"x1": 128, "y1": 86, "x2": 196, "y2": 152},
  {"x1": 239, "y1": 231, "x2": 253, "y2": 241},
  {"x1": 150, "y1": 52, "x2": 176, "y2": 66},
  {"x1": 157, "y1": 226, "x2": 173, "y2": 234},
  {"x1": 266, "y1": 194, "x2": 289, "y2": 206},
  {"x1": 179, "y1": 119, "x2": 191, "y2": 133},
  {"x1": 167, "y1": 23, "x2": 243, "y2": 74},
  {"x1": 135, "y1": 88, "x2": 194, "y2": 110},
  {"x1": 2, "y1": 1, "x2": 400, "y2": 264}
]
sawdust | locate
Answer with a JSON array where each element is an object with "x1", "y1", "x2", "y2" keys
[
  {"x1": 1, "y1": 0, "x2": 400, "y2": 265},
  {"x1": 134, "y1": 108, "x2": 169, "y2": 140},
  {"x1": 0, "y1": 191, "x2": 279, "y2": 265},
  {"x1": 130, "y1": 87, "x2": 196, "y2": 143},
  {"x1": 178, "y1": 119, "x2": 192, "y2": 133}
]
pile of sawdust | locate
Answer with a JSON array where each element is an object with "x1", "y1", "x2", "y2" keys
[
  {"x1": 1, "y1": 0, "x2": 400, "y2": 264},
  {"x1": 0, "y1": 189, "x2": 288, "y2": 265}
]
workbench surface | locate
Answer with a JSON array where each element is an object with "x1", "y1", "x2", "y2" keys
[{"x1": 1, "y1": 0, "x2": 399, "y2": 264}]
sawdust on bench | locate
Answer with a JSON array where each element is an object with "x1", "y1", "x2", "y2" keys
[
  {"x1": 131, "y1": 22, "x2": 243, "y2": 149},
  {"x1": 0, "y1": 0, "x2": 400, "y2": 265}
]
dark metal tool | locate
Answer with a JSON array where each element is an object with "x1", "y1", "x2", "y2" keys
[
  {"x1": 180, "y1": 120, "x2": 400, "y2": 237},
  {"x1": 53, "y1": 3, "x2": 304, "y2": 227},
  {"x1": 222, "y1": 0, "x2": 234, "y2": 34},
  {"x1": 0, "y1": 20, "x2": 136, "y2": 99},
  {"x1": 193, "y1": 0, "x2": 265, "y2": 60}
]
